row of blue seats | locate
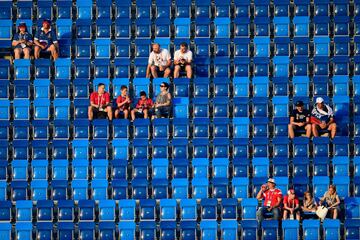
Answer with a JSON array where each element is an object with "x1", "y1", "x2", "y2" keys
[
  {"x1": 1, "y1": 75, "x2": 358, "y2": 99},
  {"x1": 0, "y1": 173, "x2": 354, "y2": 199},
  {"x1": 4, "y1": 156, "x2": 358, "y2": 179},
  {"x1": 0, "y1": 136, "x2": 355, "y2": 159},
  {"x1": 1, "y1": 16, "x2": 358, "y2": 42},
  {"x1": 2, "y1": 58, "x2": 359, "y2": 80},
  {"x1": 2, "y1": 198, "x2": 360, "y2": 221},
  {"x1": 2, "y1": 0, "x2": 357, "y2": 20},
  {"x1": 0, "y1": 219, "x2": 356, "y2": 240}
]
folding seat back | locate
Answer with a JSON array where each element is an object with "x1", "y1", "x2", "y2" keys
[
  {"x1": 273, "y1": 56, "x2": 290, "y2": 77},
  {"x1": 36, "y1": 200, "x2": 53, "y2": 221},
  {"x1": 13, "y1": 80, "x2": 29, "y2": 99},
  {"x1": 233, "y1": 118, "x2": 250, "y2": 138},
  {"x1": 313, "y1": 157, "x2": 329, "y2": 176},
  {"x1": 192, "y1": 178, "x2": 208, "y2": 199},
  {"x1": 118, "y1": 199, "x2": 136, "y2": 221},
  {"x1": 152, "y1": 178, "x2": 168, "y2": 199},
  {"x1": 252, "y1": 138, "x2": 269, "y2": 157},
  {"x1": 172, "y1": 158, "x2": 189, "y2": 179},
  {"x1": 262, "y1": 220, "x2": 279, "y2": 240},
  {"x1": 31, "y1": 180, "x2": 48, "y2": 200},
  {"x1": 112, "y1": 119, "x2": 129, "y2": 139},
  {"x1": 115, "y1": 19, "x2": 131, "y2": 39},
  {"x1": 13, "y1": 100, "x2": 29, "y2": 120},
  {"x1": 13, "y1": 120, "x2": 28, "y2": 140},
  {"x1": 272, "y1": 137, "x2": 289, "y2": 158},
  {"x1": 214, "y1": 58, "x2": 230, "y2": 77},
  {"x1": 0, "y1": 20, "x2": 12, "y2": 40},
  {"x1": 52, "y1": 159, "x2": 69, "y2": 180},
  {"x1": 78, "y1": 222, "x2": 95, "y2": 240},
  {"x1": 173, "y1": 78, "x2": 189, "y2": 97},
  {"x1": 76, "y1": 0, "x2": 93, "y2": 19},
  {"x1": 333, "y1": 176, "x2": 350, "y2": 198},
  {"x1": 112, "y1": 139, "x2": 129, "y2": 160},
  {"x1": 33, "y1": 99, "x2": 50, "y2": 120},
  {"x1": 155, "y1": 18, "x2": 171, "y2": 38},
  {"x1": 302, "y1": 220, "x2": 320, "y2": 240},
  {"x1": 12, "y1": 160, "x2": 28, "y2": 180},
  {"x1": 200, "y1": 220, "x2": 217, "y2": 239},
  {"x1": 323, "y1": 219, "x2": 340, "y2": 240},
  {"x1": 91, "y1": 140, "x2": 108, "y2": 160},
  {"x1": 233, "y1": 138, "x2": 249, "y2": 158},
  {"x1": 282, "y1": 220, "x2": 299, "y2": 240},
  {"x1": 345, "y1": 219, "x2": 360, "y2": 240},
  {"x1": 112, "y1": 179, "x2": 128, "y2": 200},
  {"x1": 92, "y1": 119, "x2": 109, "y2": 139},
  {"x1": 232, "y1": 177, "x2": 249, "y2": 198},
  {"x1": 54, "y1": 79, "x2": 70, "y2": 99},
  {"x1": 94, "y1": 59, "x2": 110, "y2": 78},
  {"x1": 313, "y1": 176, "x2": 330, "y2": 198},
  {"x1": 96, "y1": 19, "x2": 112, "y2": 38},
  {"x1": 193, "y1": 98, "x2": 209, "y2": 118},
  {"x1": 92, "y1": 160, "x2": 108, "y2": 180},
  {"x1": 12, "y1": 140, "x2": 28, "y2": 160},
  {"x1": 333, "y1": 56, "x2": 349, "y2": 75},
  {"x1": 345, "y1": 197, "x2": 360, "y2": 219},
  {"x1": 173, "y1": 98, "x2": 189, "y2": 118},
  {"x1": 253, "y1": 57, "x2": 269, "y2": 76},
  {"x1": 214, "y1": 18, "x2": 230, "y2": 38},
  {"x1": 192, "y1": 158, "x2": 209, "y2": 178},
  {"x1": 192, "y1": 138, "x2": 209, "y2": 158},
  {"x1": 213, "y1": 138, "x2": 229, "y2": 158},
  {"x1": 15, "y1": 222, "x2": 32, "y2": 240},
  {"x1": 0, "y1": 81, "x2": 9, "y2": 100},
  {"x1": 57, "y1": 200, "x2": 74, "y2": 221},
  {"x1": 0, "y1": 223, "x2": 11, "y2": 239},
  {"x1": 254, "y1": 17, "x2": 270, "y2": 36},
  {"x1": 72, "y1": 140, "x2": 89, "y2": 160},
  {"x1": 159, "y1": 199, "x2": 176, "y2": 220},
  {"x1": 53, "y1": 99, "x2": 70, "y2": 120},
  {"x1": 152, "y1": 138, "x2": 168, "y2": 159},
  {"x1": 180, "y1": 199, "x2": 197, "y2": 220},
  {"x1": 354, "y1": 157, "x2": 360, "y2": 177},
  {"x1": 32, "y1": 160, "x2": 48, "y2": 180},
  {"x1": 272, "y1": 157, "x2": 289, "y2": 177},
  {"x1": 254, "y1": 37, "x2": 270, "y2": 57},
  {"x1": 241, "y1": 198, "x2": 258, "y2": 220},
  {"x1": 234, "y1": 57, "x2": 250, "y2": 77},
  {"x1": 98, "y1": 200, "x2": 115, "y2": 221},
  {"x1": 74, "y1": 99, "x2": 89, "y2": 119},
  {"x1": 73, "y1": 119, "x2": 89, "y2": 139},
  {"x1": 132, "y1": 178, "x2": 149, "y2": 199},
  {"x1": 16, "y1": 200, "x2": 32, "y2": 221}
]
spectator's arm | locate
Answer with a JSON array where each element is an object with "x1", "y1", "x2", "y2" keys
[
  {"x1": 165, "y1": 59, "x2": 171, "y2": 68},
  {"x1": 90, "y1": 101, "x2": 98, "y2": 108},
  {"x1": 283, "y1": 202, "x2": 291, "y2": 211},
  {"x1": 256, "y1": 190, "x2": 264, "y2": 200},
  {"x1": 294, "y1": 203, "x2": 300, "y2": 210},
  {"x1": 272, "y1": 196, "x2": 282, "y2": 208},
  {"x1": 158, "y1": 93, "x2": 172, "y2": 107},
  {"x1": 12, "y1": 40, "x2": 20, "y2": 47},
  {"x1": 327, "y1": 117, "x2": 334, "y2": 126},
  {"x1": 290, "y1": 116, "x2": 299, "y2": 126},
  {"x1": 34, "y1": 39, "x2": 44, "y2": 48},
  {"x1": 330, "y1": 195, "x2": 341, "y2": 208},
  {"x1": 186, "y1": 52, "x2": 193, "y2": 64}
]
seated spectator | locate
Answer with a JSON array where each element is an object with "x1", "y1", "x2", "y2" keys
[
  {"x1": 152, "y1": 82, "x2": 171, "y2": 119},
  {"x1": 311, "y1": 97, "x2": 337, "y2": 139},
  {"x1": 131, "y1": 91, "x2": 153, "y2": 121},
  {"x1": 301, "y1": 191, "x2": 318, "y2": 218},
  {"x1": 283, "y1": 189, "x2": 301, "y2": 220},
  {"x1": 34, "y1": 19, "x2": 58, "y2": 60},
  {"x1": 88, "y1": 83, "x2": 112, "y2": 120},
  {"x1": 12, "y1": 22, "x2": 33, "y2": 59},
  {"x1": 288, "y1": 101, "x2": 311, "y2": 139},
  {"x1": 115, "y1": 85, "x2": 131, "y2": 119},
  {"x1": 256, "y1": 178, "x2": 282, "y2": 225},
  {"x1": 174, "y1": 42, "x2": 193, "y2": 78},
  {"x1": 319, "y1": 185, "x2": 340, "y2": 219},
  {"x1": 146, "y1": 43, "x2": 171, "y2": 78}
]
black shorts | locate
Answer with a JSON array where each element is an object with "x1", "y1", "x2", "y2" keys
[
  {"x1": 92, "y1": 107, "x2": 107, "y2": 119},
  {"x1": 293, "y1": 125, "x2": 306, "y2": 131}
]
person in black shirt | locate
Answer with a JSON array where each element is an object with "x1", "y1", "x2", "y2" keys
[{"x1": 288, "y1": 101, "x2": 311, "y2": 139}]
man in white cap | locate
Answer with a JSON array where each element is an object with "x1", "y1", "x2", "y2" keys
[
  {"x1": 256, "y1": 178, "x2": 283, "y2": 225},
  {"x1": 310, "y1": 97, "x2": 337, "y2": 139}
]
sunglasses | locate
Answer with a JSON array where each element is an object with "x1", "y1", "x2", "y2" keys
[{"x1": 160, "y1": 85, "x2": 165, "y2": 87}]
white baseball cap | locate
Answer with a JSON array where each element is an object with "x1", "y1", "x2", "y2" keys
[
  {"x1": 316, "y1": 97, "x2": 324, "y2": 104},
  {"x1": 267, "y1": 178, "x2": 276, "y2": 185}
]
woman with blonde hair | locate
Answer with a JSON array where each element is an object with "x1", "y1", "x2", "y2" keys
[{"x1": 319, "y1": 185, "x2": 341, "y2": 219}]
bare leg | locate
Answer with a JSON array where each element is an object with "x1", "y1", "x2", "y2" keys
[
  {"x1": 106, "y1": 106, "x2": 113, "y2": 120},
  {"x1": 14, "y1": 48, "x2": 22, "y2": 59},
  {"x1": 150, "y1": 66, "x2": 158, "y2": 78},
  {"x1": 23, "y1": 48, "x2": 30, "y2": 59},
  {"x1": 143, "y1": 109, "x2": 148, "y2": 119},
  {"x1": 123, "y1": 109, "x2": 129, "y2": 119},
  {"x1": 88, "y1": 106, "x2": 94, "y2": 120},
  {"x1": 305, "y1": 124, "x2": 312, "y2": 138},
  {"x1": 185, "y1": 65, "x2": 192, "y2": 79},
  {"x1": 47, "y1": 44, "x2": 58, "y2": 60},
  {"x1": 283, "y1": 210, "x2": 288, "y2": 220},
  {"x1": 164, "y1": 68, "x2": 171, "y2": 78},
  {"x1": 328, "y1": 123, "x2": 337, "y2": 139},
  {"x1": 288, "y1": 124, "x2": 295, "y2": 139},
  {"x1": 174, "y1": 65, "x2": 180, "y2": 78},
  {"x1": 130, "y1": 109, "x2": 136, "y2": 121},
  {"x1": 312, "y1": 124, "x2": 319, "y2": 137},
  {"x1": 34, "y1": 46, "x2": 41, "y2": 59}
]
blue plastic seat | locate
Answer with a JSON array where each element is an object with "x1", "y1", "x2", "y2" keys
[
  {"x1": 132, "y1": 140, "x2": 148, "y2": 160},
  {"x1": 233, "y1": 138, "x2": 250, "y2": 158},
  {"x1": 152, "y1": 139, "x2": 168, "y2": 159},
  {"x1": 94, "y1": 60, "x2": 110, "y2": 78},
  {"x1": 12, "y1": 140, "x2": 28, "y2": 160},
  {"x1": 345, "y1": 219, "x2": 360, "y2": 240},
  {"x1": 233, "y1": 158, "x2": 249, "y2": 178},
  {"x1": 171, "y1": 159, "x2": 188, "y2": 179},
  {"x1": 92, "y1": 160, "x2": 108, "y2": 180},
  {"x1": 12, "y1": 160, "x2": 28, "y2": 180},
  {"x1": 76, "y1": 39, "x2": 92, "y2": 59},
  {"x1": 78, "y1": 222, "x2": 94, "y2": 240},
  {"x1": 293, "y1": 37, "x2": 309, "y2": 57},
  {"x1": 333, "y1": 137, "x2": 349, "y2": 156},
  {"x1": 73, "y1": 120, "x2": 89, "y2": 139},
  {"x1": 334, "y1": 16, "x2": 349, "y2": 36},
  {"x1": 253, "y1": 137, "x2": 269, "y2": 157},
  {"x1": 213, "y1": 138, "x2": 230, "y2": 158},
  {"x1": 31, "y1": 180, "x2": 48, "y2": 200},
  {"x1": 159, "y1": 199, "x2": 176, "y2": 221},
  {"x1": 0, "y1": 81, "x2": 8, "y2": 100},
  {"x1": 135, "y1": 19, "x2": 151, "y2": 38},
  {"x1": 112, "y1": 119, "x2": 129, "y2": 139},
  {"x1": 241, "y1": 198, "x2": 258, "y2": 220},
  {"x1": 57, "y1": 201, "x2": 74, "y2": 221},
  {"x1": 111, "y1": 179, "x2": 128, "y2": 200},
  {"x1": 192, "y1": 158, "x2": 209, "y2": 178},
  {"x1": 115, "y1": 19, "x2": 131, "y2": 38},
  {"x1": 56, "y1": 19, "x2": 72, "y2": 40},
  {"x1": 92, "y1": 119, "x2": 109, "y2": 139},
  {"x1": 58, "y1": 222, "x2": 74, "y2": 239},
  {"x1": 152, "y1": 178, "x2": 168, "y2": 199},
  {"x1": 73, "y1": 79, "x2": 89, "y2": 99},
  {"x1": 11, "y1": 181, "x2": 28, "y2": 200},
  {"x1": 253, "y1": 157, "x2": 269, "y2": 178},
  {"x1": 313, "y1": 137, "x2": 329, "y2": 157},
  {"x1": 36, "y1": 200, "x2": 53, "y2": 221},
  {"x1": 155, "y1": 18, "x2": 171, "y2": 38},
  {"x1": 13, "y1": 100, "x2": 29, "y2": 120},
  {"x1": 213, "y1": 118, "x2": 229, "y2": 138},
  {"x1": 274, "y1": 17, "x2": 289, "y2": 36},
  {"x1": 253, "y1": 57, "x2": 269, "y2": 76},
  {"x1": 16, "y1": 200, "x2": 32, "y2": 221},
  {"x1": 333, "y1": 176, "x2": 350, "y2": 198},
  {"x1": 91, "y1": 140, "x2": 108, "y2": 160},
  {"x1": 13, "y1": 81, "x2": 29, "y2": 99},
  {"x1": 132, "y1": 159, "x2": 148, "y2": 179},
  {"x1": 192, "y1": 138, "x2": 209, "y2": 158},
  {"x1": 175, "y1": 0, "x2": 191, "y2": 17},
  {"x1": 192, "y1": 178, "x2": 208, "y2": 198},
  {"x1": 193, "y1": 98, "x2": 209, "y2": 118},
  {"x1": 0, "y1": 121, "x2": 7, "y2": 140},
  {"x1": 76, "y1": 0, "x2": 92, "y2": 19},
  {"x1": 15, "y1": 222, "x2": 32, "y2": 240},
  {"x1": 262, "y1": 220, "x2": 279, "y2": 240},
  {"x1": 313, "y1": 176, "x2": 330, "y2": 198},
  {"x1": 314, "y1": 37, "x2": 329, "y2": 56},
  {"x1": 75, "y1": 59, "x2": 91, "y2": 79},
  {"x1": 273, "y1": 117, "x2": 289, "y2": 137},
  {"x1": 180, "y1": 199, "x2": 197, "y2": 220},
  {"x1": 133, "y1": 119, "x2": 150, "y2": 139},
  {"x1": 112, "y1": 139, "x2": 129, "y2": 160},
  {"x1": 272, "y1": 96, "x2": 289, "y2": 117},
  {"x1": 173, "y1": 98, "x2": 189, "y2": 118},
  {"x1": 313, "y1": 157, "x2": 329, "y2": 176},
  {"x1": 292, "y1": 76, "x2": 309, "y2": 97},
  {"x1": 53, "y1": 99, "x2": 70, "y2": 120},
  {"x1": 74, "y1": 99, "x2": 89, "y2": 119},
  {"x1": 53, "y1": 79, "x2": 70, "y2": 99},
  {"x1": 0, "y1": 20, "x2": 12, "y2": 40},
  {"x1": 273, "y1": 56, "x2": 290, "y2": 77},
  {"x1": 36, "y1": 221, "x2": 53, "y2": 239},
  {"x1": 345, "y1": 197, "x2": 360, "y2": 219},
  {"x1": 214, "y1": 39, "x2": 230, "y2": 57},
  {"x1": 52, "y1": 160, "x2": 68, "y2": 180},
  {"x1": 232, "y1": 177, "x2": 249, "y2": 198},
  {"x1": 274, "y1": 37, "x2": 290, "y2": 56},
  {"x1": 323, "y1": 219, "x2": 341, "y2": 240},
  {"x1": 234, "y1": 57, "x2": 250, "y2": 76},
  {"x1": 282, "y1": 220, "x2": 299, "y2": 240},
  {"x1": 111, "y1": 159, "x2": 126, "y2": 180},
  {"x1": 233, "y1": 118, "x2": 250, "y2": 138},
  {"x1": 354, "y1": 157, "x2": 360, "y2": 177},
  {"x1": 293, "y1": 17, "x2": 309, "y2": 36},
  {"x1": 13, "y1": 120, "x2": 29, "y2": 140},
  {"x1": 214, "y1": 58, "x2": 230, "y2": 77},
  {"x1": 51, "y1": 180, "x2": 68, "y2": 200},
  {"x1": 98, "y1": 200, "x2": 115, "y2": 221},
  {"x1": 134, "y1": 39, "x2": 151, "y2": 58},
  {"x1": 78, "y1": 200, "x2": 95, "y2": 221},
  {"x1": 314, "y1": 16, "x2": 330, "y2": 36},
  {"x1": 355, "y1": 57, "x2": 360, "y2": 77},
  {"x1": 139, "y1": 222, "x2": 156, "y2": 240},
  {"x1": 76, "y1": 19, "x2": 92, "y2": 39},
  {"x1": 14, "y1": 59, "x2": 30, "y2": 80},
  {"x1": 72, "y1": 180, "x2": 89, "y2": 200},
  {"x1": 254, "y1": 17, "x2": 269, "y2": 36},
  {"x1": 173, "y1": 78, "x2": 189, "y2": 98},
  {"x1": 172, "y1": 178, "x2": 188, "y2": 199},
  {"x1": 214, "y1": 18, "x2": 230, "y2": 38},
  {"x1": 200, "y1": 220, "x2": 217, "y2": 239},
  {"x1": 302, "y1": 220, "x2": 320, "y2": 240},
  {"x1": 32, "y1": 160, "x2": 47, "y2": 180},
  {"x1": 333, "y1": 56, "x2": 349, "y2": 75},
  {"x1": 114, "y1": 40, "x2": 130, "y2": 59},
  {"x1": 96, "y1": 19, "x2": 111, "y2": 38},
  {"x1": 174, "y1": 18, "x2": 191, "y2": 38},
  {"x1": 194, "y1": 0, "x2": 211, "y2": 17},
  {"x1": 272, "y1": 157, "x2": 289, "y2": 177},
  {"x1": 139, "y1": 199, "x2": 156, "y2": 220},
  {"x1": 72, "y1": 140, "x2": 89, "y2": 159},
  {"x1": 132, "y1": 178, "x2": 149, "y2": 199},
  {"x1": 0, "y1": 1, "x2": 12, "y2": 19}
]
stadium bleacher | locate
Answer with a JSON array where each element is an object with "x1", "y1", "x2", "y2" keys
[{"x1": 0, "y1": 0, "x2": 359, "y2": 239}]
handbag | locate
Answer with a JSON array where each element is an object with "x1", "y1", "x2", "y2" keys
[{"x1": 316, "y1": 205, "x2": 328, "y2": 220}]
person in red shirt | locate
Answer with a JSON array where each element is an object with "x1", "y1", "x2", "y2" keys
[
  {"x1": 283, "y1": 189, "x2": 301, "y2": 220},
  {"x1": 115, "y1": 85, "x2": 131, "y2": 119},
  {"x1": 88, "y1": 83, "x2": 112, "y2": 120},
  {"x1": 256, "y1": 178, "x2": 282, "y2": 225},
  {"x1": 130, "y1": 91, "x2": 153, "y2": 121}
]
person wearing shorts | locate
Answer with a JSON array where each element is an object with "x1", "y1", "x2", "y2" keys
[
  {"x1": 12, "y1": 22, "x2": 33, "y2": 59},
  {"x1": 174, "y1": 42, "x2": 193, "y2": 78},
  {"x1": 288, "y1": 100, "x2": 311, "y2": 139},
  {"x1": 88, "y1": 83, "x2": 112, "y2": 120},
  {"x1": 131, "y1": 91, "x2": 153, "y2": 121},
  {"x1": 34, "y1": 19, "x2": 58, "y2": 60},
  {"x1": 115, "y1": 85, "x2": 131, "y2": 119},
  {"x1": 146, "y1": 43, "x2": 171, "y2": 78}
]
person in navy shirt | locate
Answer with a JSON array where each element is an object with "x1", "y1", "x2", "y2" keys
[
  {"x1": 34, "y1": 19, "x2": 59, "y2": 60},
  {"x1": 12, "y1": 22, "x2": 33, "y2": 59}
]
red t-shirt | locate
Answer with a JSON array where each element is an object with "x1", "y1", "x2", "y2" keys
[
  {"x1": 135, "y1": 98, "x2": 153, "y2": 110},
  {"x1": 90, "y1": 92, "x2": 110, "y2": 106},
  {"x1": 116, "y1": 95, "x2": 131, "y2": 110},
  {"x1": 262, "y1": 188, "x2": 283, "y2": 207},
  {"x1": 283, "y1": 196, "x2": 300, "y2": 208}
]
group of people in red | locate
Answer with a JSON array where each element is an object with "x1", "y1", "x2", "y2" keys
[
  {"x1": 256, "y1": 178, "x2": 340, "y2": 225},
  {"x1": 88, "y1": 82, "x2": 171, "y2": 121}
]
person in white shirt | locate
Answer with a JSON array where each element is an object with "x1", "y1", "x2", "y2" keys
[
  {"x1": 173, "y1": 42, "x2": 193, "y2": 78},
  {"x1": 146, "y1": 43, "x2": 171, "y2": 78}
]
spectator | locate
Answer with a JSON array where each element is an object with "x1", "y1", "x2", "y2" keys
[
  {"x1": 131, "y1": 91, "x2": 153, "y2": 121},
  {"x1": 146, "y1": 43, "x2": 171, "y2": 78},
  {"x1": 256, "y1": 178, "x2": 282, "y2": 225},
  {"x1": 34, "y1": 19, "x2": 58, "y2": 60},
  {"x1": 283, "y1": 189, "x2": 301, "y2": 220},
  {"x1": 319, "y1": 185, "x2": 341, "y2": 219},
  {"x1": 152, "y1": 82, "x2": 171, "y2": 119},
  {"x1": 12, "y1": 22, "x2": 33, "y2": 59},
  {"x1": 288, "y1": 101, "x2": 311, "y2": 139},
  {"x1": 311, "y1": 97, "x2": 337, "y2": 139},
  {"x1": 173, "y1": 42, "x2": 193, "y2": 78},
  {"x1": 301, "y1": 191, "x2": 318, "y2": 218},
  {"x1": 115, "y1": 85, "x2": 131, "y2": 119},
  {"x1": 88, "y1": 83, "x2": 112, "y2": 120}
]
